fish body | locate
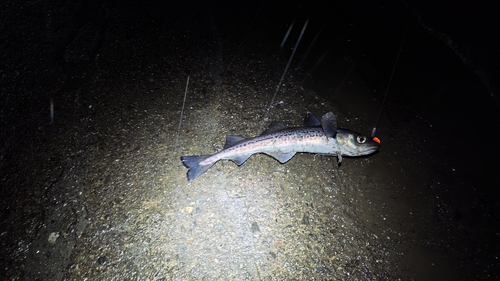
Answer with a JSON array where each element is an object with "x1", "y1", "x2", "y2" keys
[{"x1": 181, "y1": 112, "x2": 380, "y2": 181}]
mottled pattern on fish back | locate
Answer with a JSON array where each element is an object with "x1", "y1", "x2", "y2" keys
[{"x1": 200, "y1": 127, "x2": 338, "y2": 166}]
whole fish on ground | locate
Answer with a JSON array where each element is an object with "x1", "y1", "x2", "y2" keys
[{"x1": 181, "y1": 112, "x2": 381, "y2": 181}]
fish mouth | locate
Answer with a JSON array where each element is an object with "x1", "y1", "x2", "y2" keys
[
  {"x1": 342, "y1": 144, "x2": 380, "y2": 157},
  {"x1": 359, "y1": 144, "x2": 380, "y2": 155}
]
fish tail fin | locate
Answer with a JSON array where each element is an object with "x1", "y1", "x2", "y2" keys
[{"x1": 180, "y1": 155, "x2": 213, "y2": 181}]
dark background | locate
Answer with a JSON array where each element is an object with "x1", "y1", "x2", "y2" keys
[{"x1": 1, "y1": 0, "x2": 499, "y2": 279}]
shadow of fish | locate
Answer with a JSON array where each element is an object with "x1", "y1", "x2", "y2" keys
[{"x1": 181, "y1": 112, "x2": 380, "y2": 181}]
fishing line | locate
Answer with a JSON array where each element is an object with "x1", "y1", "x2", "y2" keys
[
  {"x1": 50, "y1": 98, "x2": 54, "y2": 124},
  {"x1": 280, "y1": 20, "x2": 296, "y2": 48},
  {"x1": 298, "y1": 26, "x2": 323, "y2": 68},
  {"x1": 174, "y1": 75, "x2": 190, "y2": 152},
  {"x1": 263, "y1": 18, "x2": 309, "y2": 124},
  {"x1": 371, "y1": 26, "x2": 408, "y2": 138}
]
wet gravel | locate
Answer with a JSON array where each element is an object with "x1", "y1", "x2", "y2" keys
[{"x1": 1, "y1": 1, "x2": 499, "y2": 280}]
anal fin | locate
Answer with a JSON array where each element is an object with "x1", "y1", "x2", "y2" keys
[
  {"x1": 230, "y1": 154, "x2": 252, "y2": 166},
  {"x1": 264, "y1": 151, "x2": 296, "y2": 163}
]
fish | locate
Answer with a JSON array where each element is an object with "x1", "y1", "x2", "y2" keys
[{"x1": 181, "y1": 112, "x2": 381, "y2": 181}]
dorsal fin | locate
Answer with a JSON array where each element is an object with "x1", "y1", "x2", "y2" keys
[
  {"x1": 224, "y1": 135, "x2": 247, "y2": 149},
  {"x1": 304, "y1": 111, "x2": 321, "y2": 126},
  {"x1": 261, "y1": 121, "x2": 289, "y2": 135},
  {"x1": 321, "y1": 112, "x2": 337, "y2": 138}
]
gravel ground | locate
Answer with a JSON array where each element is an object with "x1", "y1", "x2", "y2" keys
[{"x1": 1, "y1": 1, "x2": 499, "y2": 280}]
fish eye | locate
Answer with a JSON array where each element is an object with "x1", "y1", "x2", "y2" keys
[{"x1": 356, "y1": 135, "x2": 366, "y2": 143}]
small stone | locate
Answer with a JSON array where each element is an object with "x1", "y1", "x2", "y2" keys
[
  {"x1": 97, "y1": 255, "x2": 107, "y2": 265},
  {"x1": 251, "y1": 222, "x2": 260, "y2": 233},
  {"x1": 48, "y1": 232, "x2": 60, "y2": 244}
]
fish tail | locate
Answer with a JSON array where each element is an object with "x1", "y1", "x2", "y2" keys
[{"x1": 180, "y1": 155, "x2": 213, "y2": 181}]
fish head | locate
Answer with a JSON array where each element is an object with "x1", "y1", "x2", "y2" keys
[{"x1": 336, "y1": 129, "x2": 381, "y2": 156}]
